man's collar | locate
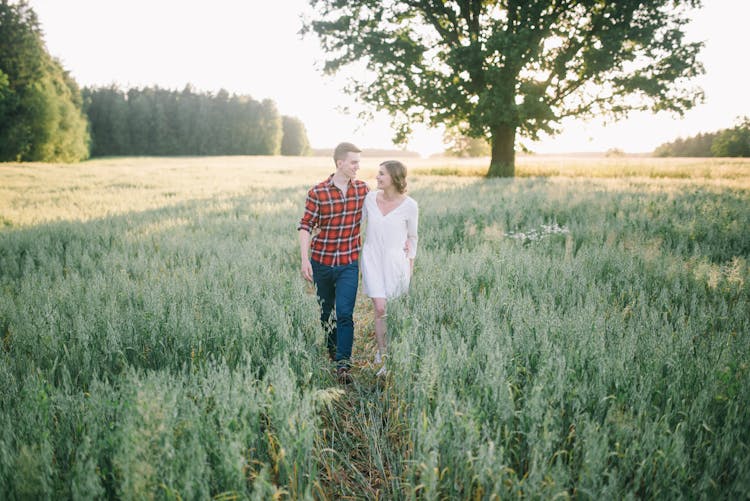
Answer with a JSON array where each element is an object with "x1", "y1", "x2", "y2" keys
[{"x1": 328, "y1": 174, "x2": 352, "y2": 187}]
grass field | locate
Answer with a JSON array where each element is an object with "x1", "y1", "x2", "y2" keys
[{"x1": 1, "y1": 155, "x2": 749, "y2": 499}]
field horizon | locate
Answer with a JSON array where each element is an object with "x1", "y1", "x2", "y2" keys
[{"x1": 3, "y1": 155, "x2": 749, "y2": 228}]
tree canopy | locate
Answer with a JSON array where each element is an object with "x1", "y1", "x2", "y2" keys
[
  {"x1": 305, "y1": 0, "x2": 705, "y2": 176},
  {"x1": 711, "y1": 117, "x2": 750, "y2": 158},
  {"x1": 443, "y1": 126, "x2": 491, "y2": 157},
  {"x1": 654, "y1": 131, "x2": 716, "y2": 157},
  {"x1": 0, "y1": 0, "x2": 89, "y2": 162},
  {"x1": 281, "y1": 115, "x2": 311, "y2": 156},
  {"x1": 83, "y1": 85, "x2": 287, "y2": 157},
  {"x1": 653, "y1": 117, "x2": 750, "y2": 158}
]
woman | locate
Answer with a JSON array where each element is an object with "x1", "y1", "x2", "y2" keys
[{"x1": 361, "y1": 160, "x2": 419, "y2": 376}]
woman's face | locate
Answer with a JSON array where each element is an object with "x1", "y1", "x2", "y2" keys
[{"x1": 376, "y1": 165, "x2": 392, "y2": 190}]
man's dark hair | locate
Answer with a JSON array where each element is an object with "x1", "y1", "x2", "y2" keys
[{"x1": 333, "y1": 142, "x2": 362, "y2": 164}]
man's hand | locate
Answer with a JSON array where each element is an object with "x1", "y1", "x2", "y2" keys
[
  {"x1": 299, "y1": 229, "x2": 313, "y2": 282},
  {"x1": 301, "y1": 259, "x2": 313, "y2": 282},
  {"x1": 403, "y1": 239, "x2": 411, "y2": 256}
]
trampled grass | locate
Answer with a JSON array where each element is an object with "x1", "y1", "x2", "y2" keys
[{"x1": 1, "y1": 156, "x2": 748, "y2": 498}]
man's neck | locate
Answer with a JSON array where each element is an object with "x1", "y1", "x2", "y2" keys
[{"x1": 332, "y1": 172, "x2": 350, "y2": 189}]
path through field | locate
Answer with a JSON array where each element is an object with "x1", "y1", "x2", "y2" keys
[{"x1": 314, "y1": 296, "x2": 402, "y2": 499}]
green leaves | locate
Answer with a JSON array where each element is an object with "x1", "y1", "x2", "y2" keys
[
  {"x1": 281, "y1": 116, "x2": 312, "y2": 156},
  {"x1": 305, "y1": 0, "x2": 704, "y2": 175},
  {"x1": 711, "y1": 117, "x2": 750, "y2": 157},
  {"x1": 84, "y1": 86, "x2": 286, "y2": 157},
  {"x1": 0, "y1": 1, "x2": 89, "y2": 162}
]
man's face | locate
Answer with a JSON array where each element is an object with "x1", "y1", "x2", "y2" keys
[{"x1": 336, "y1": 152, "x2": 361, "y2": 179}]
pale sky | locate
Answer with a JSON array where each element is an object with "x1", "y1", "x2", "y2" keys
[{"x1": 27, "y1": 0, "x2": 750, "y2": 156}]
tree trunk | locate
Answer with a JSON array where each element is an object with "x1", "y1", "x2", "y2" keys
[{"x1": 487, "y1": 124, "x2": 516, "y2": 177}]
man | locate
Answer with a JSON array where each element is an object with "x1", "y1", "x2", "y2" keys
[{"x1": 298, "y1": 142, "x2": 369, "y2": 384}]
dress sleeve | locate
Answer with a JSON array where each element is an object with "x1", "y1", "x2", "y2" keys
[
  {"x1": 406, "y1": 200, "x2": 419, "y2": 259},
  {"x1": 362, "y1": 192, "x2": 369, "y2": 223}
]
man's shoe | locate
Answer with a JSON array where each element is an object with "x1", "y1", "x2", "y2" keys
[{"x1": 336, "y1": 366, "x2": 352, "y2": 385}]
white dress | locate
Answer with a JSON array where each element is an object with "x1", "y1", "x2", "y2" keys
[{"x1": 361, "y1": 191, "x2": 419, "y2": 299}]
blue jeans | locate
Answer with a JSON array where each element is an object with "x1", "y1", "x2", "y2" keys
[{"x1": 311, "y1": 259, "x2": 359, "y2": 368}]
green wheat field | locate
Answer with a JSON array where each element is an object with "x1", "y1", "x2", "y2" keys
[{"x1": 1, "y1": 156, "x2": 748, "y2": 499}]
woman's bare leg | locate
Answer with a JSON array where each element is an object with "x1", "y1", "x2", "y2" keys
[{"x1": 372, "y1": 297, "x2": 387, "y2": 358}]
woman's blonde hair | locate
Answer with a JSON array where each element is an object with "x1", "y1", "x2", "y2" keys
[{"x1": 381, "y1": 160, "x2": 407, "y2": 193}]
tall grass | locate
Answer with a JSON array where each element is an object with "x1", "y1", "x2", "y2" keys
[
  {"x1": 383, "y1": 176, "x2": 749, "y2": 498},
  {"x1": 1, "y1": 156, "x2": 748, "y2": 498}
]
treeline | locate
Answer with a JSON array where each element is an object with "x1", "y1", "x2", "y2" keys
[
  {"x1": 310, "y1": 148, "x2": 419, "y2": 157},
  {"x1": 0, "y1": 1, "x2": 89, "y2": 162},
  {"x1": 654, "y1": 117, "x2": 750, "y2": 157},
  {"x1": 84, "y1": 86, "x2": 310, "y2": 157},
  {"x1": 1, "y1": 1, "x2": 310, "y2": 162}
]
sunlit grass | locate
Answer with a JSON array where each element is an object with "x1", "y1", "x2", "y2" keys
[
  {"x1": 3, "y1": 155, "x2": 748, "y2": 228},
  {"x1": 0, "y1": 156, "x2": 335, "y2": 227},
  {"x1": 411, "y1": 155, "x2": 750, "y2": 184}
]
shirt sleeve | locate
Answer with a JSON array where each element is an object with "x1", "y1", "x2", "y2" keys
[
  {"x1": 406, "y1": 200, "x2": 419, "y2": 259},
  {"x1": 298, "y1": 189, "x2": 319, "y2": 232}
]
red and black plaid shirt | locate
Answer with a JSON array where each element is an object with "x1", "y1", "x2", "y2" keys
[{"x1": 298, "y1": 175, "x2": 369, "y2": 266}]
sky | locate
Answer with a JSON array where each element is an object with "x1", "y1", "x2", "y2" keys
[{"x1": 25, "y1": 0, "x2": 750, "y2": 156}]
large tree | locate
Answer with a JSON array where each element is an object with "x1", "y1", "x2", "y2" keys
[
  {"x1": 281, "y1": 115, "x2": 311, "y2": 156},
  {"x1": 304, "y1": 0, "x2": 704, "y2": 176},
  {"x1": 0, "y1": 0, "x2": 89, "y2": 162}
]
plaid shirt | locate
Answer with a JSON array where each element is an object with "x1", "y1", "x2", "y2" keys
[{"x1": 298, "y1": 175, "x2": 369, "y2": 266}]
